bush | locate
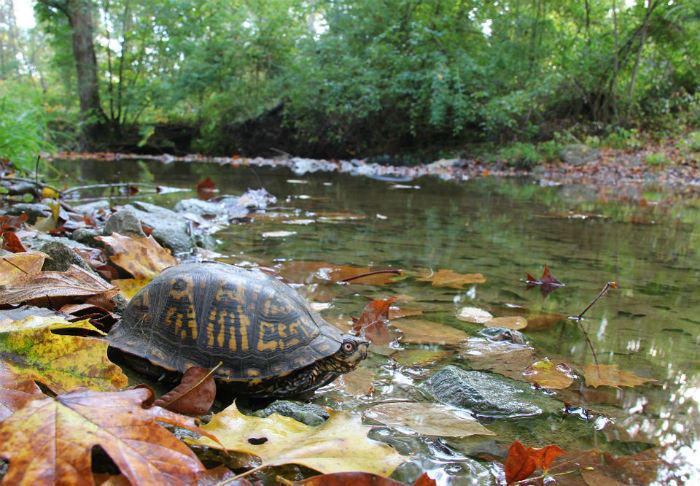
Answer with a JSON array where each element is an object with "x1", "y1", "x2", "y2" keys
[{"x1": 0, "y1": 83, "x2": 55, "y2": 172}]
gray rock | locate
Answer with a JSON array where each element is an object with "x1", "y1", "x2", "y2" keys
[
  {"x1": 421, "y1": 365, "x2": 559, "y2": 418},
  {"x1": 174, "y1": 199, "x2": 228, "y2": 219},
  {"x1": 559, "y1": 144, "x2": 600, "y2": 166},
  {"x1": 71, "y1": 200, "x2": 111, "y2": 214},
  {"x1": 476, "y1": 327, "x2": 527, "y2": 344},
  {"x1": 72, "y1": 228, "x2": 102, "y2": 247},
  {"x1": 252, "y1": 400, "x2": 330, "y2": 426},
  {"x1": 4, "y1": 203, "x2": 52, "y2": 224},
  {"x1": 104, "y1": 208, "x2": 147, "y2": 238},
  {"x1": 124, "y1": 201, "x2": 194, "y2": 254},
  {"x1": 39, "y1": 240, "x2": 93, "y2": 272}
]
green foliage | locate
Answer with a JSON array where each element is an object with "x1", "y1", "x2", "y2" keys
[
  {"x1": 603, "y1": 128, "x2": 643, "y2": 150},
  {"x1": 680, "y1": 132, "x2": 700, "y2": 153},
  {"x1": 644, "y1": 151, "x2": 669, "y2": 166},
  {"x1": 0, "y1": 82, "x2": 55, "y2": 171}
]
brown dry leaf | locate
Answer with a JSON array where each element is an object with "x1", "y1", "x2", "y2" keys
[
  {"x1": 0, "y1": 362, "x2": 46, "y2": 421},
  {"x1": 460, "y1": 338, "x2": 534, "y2": 381},
  {"x1": 96, "y1": 233, "x2": 179, "y2": 279},
  {"x1": 190, "y1": 403, "x2": 405, "y2": 476},
  {"x1": 364, "y1": 402, "x2": 495, "y2": 438},
  {"x1": 484, "y1": 316, "x2": 528, "y2": 330},
  {"x1": 504, "y1": 440, "x2": 565, "y2": 484},
  {"x1": 0, "y1": 264, "x2": 118, "y2": 308},
  {"x1": 2, "y1": 231, "x2": 27, "y2": 252},
  {"x1": 415, "y1": 268, "x2": 486, "y2": 289},
  {"x1": 279, "y1": 261, "x2": 399, "y2": 286},
  {"x1": 391, "y1": 349, "x2": 453, "y2": 367},
  {"x1": 393, "y1": 319, "x2": 468, "y2": 345},
  {"x1": 456, "y1": 306, "x2": 493, "y2": 324},
  {"x1": 0, "y1": 251, "x2": 46, "y2": 286},
  {"x1": 153, "y1": 365, "x2": 217, "y2": 415},
  {"x1": 0, "y1": 387, "x2": 206, "y2": 486},
  {"x1": 523, "y1": 359, "x2": 576, "y2": 389},
  {"x1": 583, "y1": 363, "x2": 656, "y2": 389}
]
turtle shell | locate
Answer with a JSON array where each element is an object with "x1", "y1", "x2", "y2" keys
[{"x1": 108, "y1": 262, "x2": 345, "y2": 386}]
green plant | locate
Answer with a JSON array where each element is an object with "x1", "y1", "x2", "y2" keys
[
  {"x1": 603, "y1": 127, "x2": 642, "y2": 150},
  {"x1": 498, "y1": 142, "x2": 540, "y2": 170},
  {"x1": 645, "y1": 151, "x2": 669, "y2": 165}
]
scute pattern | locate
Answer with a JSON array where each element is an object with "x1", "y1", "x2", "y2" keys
[{"x1": 109, "y1": 262, "x2": 344, "y2": 382}]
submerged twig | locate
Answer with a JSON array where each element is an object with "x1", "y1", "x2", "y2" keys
[
  {"x1": 62, "y1": 182, "x2": 163, "y2": 197},
  {"x1": 339, "y1": 269, "x2": 403, "y2": 283},
  {"x1": 569, "y1": 281, "x2": 618, "y2": 371}
]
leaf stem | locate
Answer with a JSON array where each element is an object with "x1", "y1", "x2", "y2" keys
[{"x1": 215, "y1": 464, "x2": 267, "y2": 486}]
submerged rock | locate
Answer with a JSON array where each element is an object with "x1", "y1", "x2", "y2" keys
[
  {"x1": 252, "y1": 400, "x2": 330, "y2": 426},
  {"x1": 422, "y1": 365, "x2": 559, "y2": 418}
]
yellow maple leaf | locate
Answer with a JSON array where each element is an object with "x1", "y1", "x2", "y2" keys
[{"x1": 189, "y1": 402, "x2": 405, "y2": 476}]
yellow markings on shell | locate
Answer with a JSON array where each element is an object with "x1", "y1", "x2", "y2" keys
[
  {"x1": 164, "y1": 307, "x2": 183, "y2": 335},
  {"x1": 318, "y1": 343, "x2": 332, "y2": 353},
  {"x1": 289, "y1": 320, "x2": 310, "y2": 338},
  {"x1": 278, "y1": 323, "x2": 287, "y2": 338},
  {"x1": 248, "y1": 378, "x2": 263, "y2": 385},
  {"x1": 258, "y1": 321, "x2": 279, "y2": 352},
  {"x1": 216, "y1": 312, "x2": 227, "y2": 348},
  {"x1": 239, "y1": 313, "x2": 250, "y2": 351},
  {"x1": 246, "y1": 368, "x2": 261, "y2": 377},
  {"x1": 169, "y1": 275, "x2": 194, "y2": 299}
]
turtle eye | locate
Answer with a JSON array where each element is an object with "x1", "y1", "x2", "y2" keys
[{"x1": 342, "y1": 341, "x2": 356, "y2": 353}]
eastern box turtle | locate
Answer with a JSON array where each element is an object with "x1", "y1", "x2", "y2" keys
[{"x1": 108, "y1": 262, "x2": 368, "y2": 397}]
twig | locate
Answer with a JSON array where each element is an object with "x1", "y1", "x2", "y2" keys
[
  {"x1": 62, "y1": 182, "x2": 163, "y2": 197},
  {"x1": 339, "y1": 269, "x2": 403, "y2": 283},
  {"x1": 569, "y1": 282, "x2": 618, "y2": 370},
  {"x1": 214, "y1": 465, "x2": 267, "y2": 486}
]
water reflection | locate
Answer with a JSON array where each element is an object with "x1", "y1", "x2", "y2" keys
[{"x1": 53, "y1": 158, "x2": 700, "y2": 485}]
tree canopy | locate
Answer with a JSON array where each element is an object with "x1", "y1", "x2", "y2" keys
[{"x1": 1, "y1": 0, "x2": 699, "y2": 161}]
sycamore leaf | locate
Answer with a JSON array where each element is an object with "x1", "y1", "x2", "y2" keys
[
  {"x1": 0, "y1": 251, "x2": 46, "y2": 285},
  {"x1": 460, "y1": 338, "x2": 534, "y2": 381},
  {"x1": 153, "y1": 365, "x2": 217, "y2": 415},
  {"x1": 189, "y1": 402, "x2": 405, "y2": 476},
  {"x1": 0, "y1": 316, "x2": 127, "y2": 394},
  {"x1": 583, "y1": 364, "x2": 656, "y2": 389},
  {"x1": 415, "y1": 269, "x2": 486, "y2": 289},
  {"x1": 0, "y1": 264, "x2": 118, "y2": 308},
  {"x1": 392, "y1": 318, "x2": 468, "y2": 345},
  {"x1": 0, "y1": 362, "x2": 46, "y2": 421},
  {"x1": 364, "y1": 402, "x2": 495, "y2": 438},
  {"x1": 523, "y1": 359, "x2": 576, "y2": 389},
  {"x1": 97, "y1": 233, "x2": 179, "y2": 279},
  {"x1": 504, "y1": 440, "x2": 565, "y2": 484},
  {"x1": 0, "y1": 387, "x2": 206, "y2": 486}
]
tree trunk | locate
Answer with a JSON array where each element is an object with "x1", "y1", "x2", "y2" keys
[{"x1": 66, "y1": 0, "x2": 106, "y2": 146}]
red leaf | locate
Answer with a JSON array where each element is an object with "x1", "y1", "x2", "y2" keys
[
  {"x1": 153, "y1": 366, "x2": 217, "y2": 415},
  {"x1": 292, "y1": 471, "x2": 406, "y2": 486},
  {"x1": 413, "y1": 472, "x2": 437, "y2": 486},
  {"x1": 504, "y1": 441, "x2": 565, "y2": 484},
  {"x1": 352, "y1": 298, "x2": 395, "y2": 345},
  {"x1": 0, "y1": 213, "x2": 28, "y2": 231},
  {"x1": 540, "y1": 264, "x2": 562, "y2": 286},
  {"x1": 196, "y1": 177, "x2": 217, "y2": 200},
  {"x1": 2, "y1": 231, "x2": 27, "y2": 252}
]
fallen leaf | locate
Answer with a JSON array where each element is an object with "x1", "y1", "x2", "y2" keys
[
  {"x1": 392, "y1": 319, "x2": 468, "y2": 345},
  {"x1": 483, "y1": 316, "x2": 528, "y2": 330},
  {"x1": 415, "y1": 269, "x2": 486, "y2": 289},
  {"x1": 0, "y1": 316, "x2": 127, "y2": 394},
  {"x1": 189, "y1": 402, "x2": 405, "y2": 476},
  {"x1": 0, "y1": 387, "x2": 206, "y2": 486},
  {"x1": 196, "y1": 177, "x2": 217, "y2": 200},
  {"x1": 456, "y1": 306, "x2": 493, "y2": 324},
  {"x1": 364, "y1": 402, "x2": 495, "y2": 438},
  {"x1": 0, "y1": 362, "x2": 46, "y2": 421},
  {"x1": 291, "y1": 472, "x2": 405, "y2": 486},
  {"x1": 388, "y1": 307, "x2": 423, "y2": 319},
  {"x1": 112, "y1": 276, "x2": 152, "y2": 300},
  {"x1": 391, "y1": 349, "x2": 453, "y2": 367},
  {"x1": 0, "y1": 251, "x2": 46, "y2": 286},
  {"x1": 279, "y1": 261, "x2": 399, "y2": 286},
  {"x1": 331, "y1": 367, "x2": 376, "y2": 396},
  {"x1": 0, "y1": 264, "x2": 118, "y2": 308},
  {"x1": 523, "y1": 359, "x2": 576, "y2": 389},
  {"x1": 504, "y1": 440, "x2": 565, "y2": 484},
  {"x1": 2, "y1": 231, "x2": 27, "y2": 252},
  {"x1": 96, "y1": 233, "x2": 179, "y2": 279},
  {"x1": 525, "y1": 263, "x2": 564, "y2": 298},
  {"x1": 460, "y1": 338, "x2": 534, "y2": 381},
  {"x1": 0, "y1": 213, "x2": 28, "y2": 231},
  {"x1": 582, "y1": 363, "x2": 656, "y2": 388},
  {"x1": 352, "y1": 298, "x2": 395, "y2": 345},
  {"x1": 153, "y1": 365, "x2": 217, "y2": 415}
]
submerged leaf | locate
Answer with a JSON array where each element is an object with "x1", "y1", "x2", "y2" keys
[
  {"x1": 583, "y1": 364, "x2": 656, "y2": 389},
  {"x1": 504, "y1": 440, "x2": 565, "y2": 484},
  {"x1": 0, "y1": 388, "x2": 205, "y2": 486},
  {"x1": 523, "y1": 359, "x2": 576, "y2": 389},
  {"x1": 392, "y1": 318, "x2": 468, "y2": 345},
  {"x1": 364, "y1": 402, "x2": 495, "y2": 438},
  {"x1": 352, "y1": 298, "x2": 395, "y2": 345},
  {"x1": 189, "y1": 402, "x2": 405, "y2": 476},
  {"x1": 457, "y1": 307, "x2": 493, "y2": 324},
  {"x1": 416, "y1": 268, "x2": 486, "y2": 289}
]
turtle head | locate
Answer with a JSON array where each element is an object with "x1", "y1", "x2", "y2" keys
[{"x1": 329, "y1": 334, "x2": 369, "y2": 372}]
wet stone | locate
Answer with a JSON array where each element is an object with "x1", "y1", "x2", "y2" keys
[
  {"x1": 124, "y1": 201, "x2": 194, "y2": 254},
  {"x1": 3, "y1": 203, "x2": 52, "y2": 224},
  {"x1": 476, "y1": 327, "x2": 527, "y2": 344},
  {"x1": 104, "y1": 207, "x2": 147, "y2": 238},
  {"x1": 174, "y1": 198, "x2": 229, "y2": 219},
  {"x1": 39, "y1": 241, "x2": 93, "y2": 272},
  {"x1": 421, "y1": 365, "x2": 559, "y2": 418},
  {"x1": 252, "y1": 400, "x2": 330, "y2": 426},
  {"x1": 71, "y1": 200, "x2": 111, "y2": 214}
]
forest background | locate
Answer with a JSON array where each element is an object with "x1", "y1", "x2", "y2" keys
[{"x1": 1, "y1": 0, "x2": 699, "y2": 170}]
